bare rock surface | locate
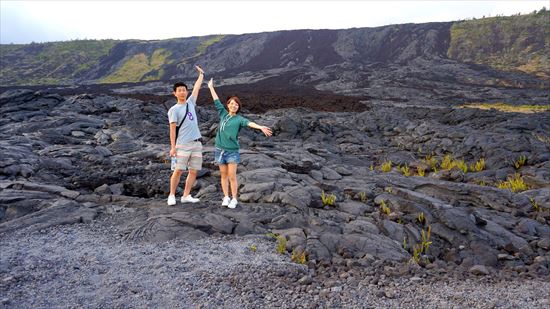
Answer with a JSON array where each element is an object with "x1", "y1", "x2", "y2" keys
[{"x1": 1, "y1": 210, "x2": 549, "y2": 308}]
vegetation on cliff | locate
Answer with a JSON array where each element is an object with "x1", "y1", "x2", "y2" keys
[
  {"x1": 100, "y1": 48, "x2": 172, "y2": 83},
  {"x1": 0, "y1": 40, "x2": 116, "y2": 85},
  {"x1": 448, "y1": 9, "x2": 549, "y2": 78}
]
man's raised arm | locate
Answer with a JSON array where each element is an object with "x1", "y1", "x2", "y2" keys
[{"x1": 191, "y1": 65, "x2": 205, "y2": 100}]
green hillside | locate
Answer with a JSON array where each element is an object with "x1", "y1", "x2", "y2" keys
[
  {"x1": 100, "y1": 48, "x2": 173, "y2": 83},
  {"x1": 0, "y1": 35, "x2": 226, "y2": 86},
  {"x1": 0, "y1": 40, "x2": 117, "y2": 85},
  {"x1": 448, "y1": 9, "x2": 550, "y2": 78}
]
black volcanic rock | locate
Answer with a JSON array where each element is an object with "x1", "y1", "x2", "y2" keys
[{"x1": 1, "y1": 88, "x2": 548, "y2": 276}]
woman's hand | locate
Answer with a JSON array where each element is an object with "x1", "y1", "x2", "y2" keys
[
  {"x1": 208, "y1": 78, "x2": 219, "y2": 101},
  {"x1": 260, "y1": 126, "x2": 273, "y2": 137}
]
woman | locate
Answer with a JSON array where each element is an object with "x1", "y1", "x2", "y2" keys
[{"x1": 207, "y1": 78, "x2": 272, "y2": 209}]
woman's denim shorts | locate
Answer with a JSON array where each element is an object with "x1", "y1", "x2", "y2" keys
[{"x1": 214, "y1": 148, "x2": 240, "y2": 164}]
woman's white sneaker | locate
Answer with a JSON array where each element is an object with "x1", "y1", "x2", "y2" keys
[
  {"x1": 167, "y1": 195, "x2": 176, "y2": 206},
  {"x1": 228, "y1": 198, "x2": 238, "y2": 209},
  {"x1": 222, "y1": 196, "x2": 231, "y2": 206},
  {"x1": 181, "y1": 195, "x2": 200, "y2": 203}
]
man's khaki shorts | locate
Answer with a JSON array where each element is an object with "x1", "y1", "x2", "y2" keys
[{"x1": 175, "y1": 141, "x2": 202, "y2": 171}]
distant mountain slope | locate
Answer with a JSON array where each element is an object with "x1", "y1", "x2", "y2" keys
[
  {"x1": 0, "y1": 40, "x2": 116, "y2": 85},
  {"x1": 0, "y1": 11, "x2": 548, "y2": 87},
  {"x1": 447, "y1": 10, "x2": 549, "y2": 78}
]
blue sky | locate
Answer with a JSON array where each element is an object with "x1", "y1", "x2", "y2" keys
[{"x1": 1, "y1": 0, "x2": 547, "y2": 44}]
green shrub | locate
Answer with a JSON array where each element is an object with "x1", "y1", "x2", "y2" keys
[
  {"x1": 276, "y1": 236, "x2": 287, "y2": 254},
  {"x1": 321, "y1": 191, "x2": 336, "y2": 206},
  {"x1": 379, "y1": 199, "x2": 391, "y2": 215},
  {"x1": 440, "y1": 154, "x2": 468, "y2": 173},
  {"x1": 424, "y1": 154, "x2": 438, "y2": 172},
  {"x1": 497, "y1": 173, "x2": 529, "y2": 192},
  {"x1": 471, "y1": 158, "x2": 486, "y2": 172},
  {"x1": 359, "y1": 191, "x2": 367, "y2": 203},
  {"x1": 409, "y1": 225, "x2": 432, "y2": 265},
  {"x1": 399, "y1": 164, "x2": 411, "y2": 176},
  {"x1": 291, "y1": 249, "x2": 307, "y2": 264},
  {"x1": 381, "y1": 160, "x2": 392, "y2": 173},
  {"x1": 529, "y1": 198, "x2": 540, "y2": 212},
  {"x1": 417, "y1": 212, "x2": 426, "y2": 225},
  {"x1": 514, "y1": 155, "x2": 527, "y2": 169}
]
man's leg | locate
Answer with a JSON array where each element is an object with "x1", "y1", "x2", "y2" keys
[
  {"x1": 170, "y1": 169, "x2": 183, "y2": 196},
  {"x1": 183, "y1": 169, "x2": 198, "y2": 197}
]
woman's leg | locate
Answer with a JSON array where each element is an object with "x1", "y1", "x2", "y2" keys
[
  {"x1": 219, "y1": 164, "x2": 229, "y2": 197},
  {"x1": 227, "y1": 163, "x2": 238, "y2": 198}
]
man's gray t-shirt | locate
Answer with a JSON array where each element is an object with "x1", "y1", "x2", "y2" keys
[{"x1": 167, "y1": 96, "x2": 201, "y2": 145}]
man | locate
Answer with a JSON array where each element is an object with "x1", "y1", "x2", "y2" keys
[{"x1": 167, "y1": 65, "x2": 204, "y2": 206}]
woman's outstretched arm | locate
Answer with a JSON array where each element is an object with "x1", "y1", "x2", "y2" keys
[
  {"x1": 208, "y1": 78, "x2": 227, "y2": 116},
  {"x1": 207, "y1": 78, "x2": 219, "y2": 101},
  {"x1": 248, "y1": 122, "x2": 272, "y2": 137}
]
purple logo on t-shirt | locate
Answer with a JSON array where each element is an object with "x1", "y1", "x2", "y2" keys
[{"x1": 187, "y1": 112, "x2": 193, "y2": 120}]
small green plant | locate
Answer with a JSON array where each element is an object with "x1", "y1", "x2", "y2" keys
[
  {"x1": 321, "y1": 191, "x2": 337, "y2": 206},
  {"x1": 403, "y1": 237, "x2": 408, "y2": 250},
  {"x1": 476, "y1": 180, "x2": 487, "y2": 186},
  {"x1": 514, "y1": 155, "x2": 527, "y2": 169},
  {"x1": 470, "y1": 158, "x2": 486, "y2": 172},
  {"x1": 276, "y1": 236, "x2": 287, "y2": 254},
  {"x1": 529, "y1": 198, "x2": 540, "y2": 212},
  {"x1": 407, "y1": 226, "x2": 432, "y2": 264},
  {"x1": 399, "y1": 164, "x2": 411, "y2": 176},
  {"x1": 381, "y1": 160, "x2": 392, "y2": 173},
  {"x1": 497, "y1": 173, "x2": 529, "y2": 192},
  {"x1": 417, "y1": 212, "x2": 426, "y2": 225},
  {"x1": 291, "y1": 249, "x2": 307, "y2": 264},
  {"x1": 440, "y1": 154, "x2": 454, "y2": 170},
  {"x1": 411, "y1": 244, "x2": 422, "y2": 264},
  {"x1": 416, "y1": 167, "x2": 426, "y2": 177},
  {"x1": 385, "y1": 187, "x2": 393, "y2": 194},
  {"x1": 424, "y1": 154, "x2": 438, "y2": 171},
  {"x1": 455, "y1": 159, "x2": 468, "y2": 173},
  {"x1": 265, "y1": 232, "x2": 277, "y2": 239},
  {"x1": 421, "y1": 225, "x2": 432, "y2": 252},
  {"x1": 359, "y1": 191, "x2": 367, "y2": 203},
  {"x1": 440, "y1": 154, "x2": 468, "y2": 173},
  {"x1": 369, "y1": 164, "x2": 374, "y2": 171},
  {"x1": 250, "y1": 245, "x2": 257, "y2": 252},
  {"x1": 409, "y1": 225, "x2": 433, "y2": 265},
  {"x1": 379, "y1": 199, "x2": 391, "y2": 215}
]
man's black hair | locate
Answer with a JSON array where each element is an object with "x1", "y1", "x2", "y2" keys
[{"x1": 173, "y1": 82, "x2": 188, "y2": 92}]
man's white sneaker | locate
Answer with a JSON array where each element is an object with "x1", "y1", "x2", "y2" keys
[
  {"x1": 221, "y1": 196, "x2": 231, "y2": 206},
  {"x1": 167, "y1": 195, "x2": 176, "y2": 206},
  {"x1": 228, "y1": 198, "x2": 238, "y2": 209},
  {"x1": 181, "y1": 195, "x2": 200, "y2": 203}
]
